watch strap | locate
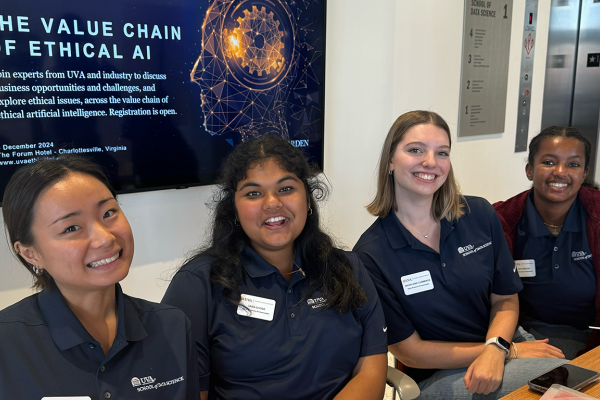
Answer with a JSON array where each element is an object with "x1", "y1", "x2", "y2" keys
[{"x1": 484, "y1": 337, "x2": 510, "y2": 358}]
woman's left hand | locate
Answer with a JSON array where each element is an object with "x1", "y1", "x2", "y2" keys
[
  {"x1": 463, "y1": 345, "x2": 506, "y2": 395},
  {"x1": 515, "y1": 339, "x2": 565, "y2": 359}
]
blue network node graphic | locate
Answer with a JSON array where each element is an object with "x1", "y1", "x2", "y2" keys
[{"x1": 192, "y1": 0, "x2": 323, "y2": 142}]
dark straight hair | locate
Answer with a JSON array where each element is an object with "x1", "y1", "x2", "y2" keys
[
  {"x1": 189, "y1": 135, "x2": 367, "y2": 313},
  {"x1": 2, "y1": 155, "x2": 115, "y2": 290}
]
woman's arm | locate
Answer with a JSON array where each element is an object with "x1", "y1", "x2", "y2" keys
[
  {"x1": 200, "y1": 391, "x2": 208, "y2": 400},
  {"x1": 463, "y1": 294, "x2": 564, "y2": 393},
  {"x1": 462, "y1": 293, "x2": 519, "y2": 394},
  {"x1": 388, "y1": 294, "x2": 516, "y2": 395},
  {"x1": 388, "y1": 331, "x2": 483, "y2": 370},
  {"x1": 387, "y1": 294, "x2": 518, "y2": 370},
  {"x1": 390, "y1": 294, "x2": 563, "y2": 395},
  {"x1": 333, "y1": 354, "x2": 388, "y2": 400},
  {"x1": 387, "y1": 294, "x2": 517, "y2": 395},
  {"x1": 162, "y1": 269, "x2": 213, "y2": 395}
]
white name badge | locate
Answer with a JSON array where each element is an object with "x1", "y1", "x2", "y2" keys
[
  {"x1": 42, "y1": 397, "x2": 91, "y2": 400},
  {"x1": 515, "y1": 260, "x2": 536, "y2": 277},
  {"x1": 237, "y1": 294, "x2": 276, "y2": 321},
  {"x1": 401, "y1": 270, "x2": 434, "y2": 296}
]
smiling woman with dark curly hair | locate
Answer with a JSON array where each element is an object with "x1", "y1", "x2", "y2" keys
[{"x1": 162, "y1": 135, "x2": 388, "y2": 400}]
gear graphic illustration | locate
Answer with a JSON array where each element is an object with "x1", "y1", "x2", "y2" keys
[{"x1": 224, "y1": 5, "x2": 285, "y2": 76}]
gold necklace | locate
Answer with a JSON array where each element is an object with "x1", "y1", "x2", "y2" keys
[
  {"x1": 287, "y1": 261, "x2": 305, "y2": 276},
  {"x1": 543, "y1": 221, "x2": 563, "y2": 236}
]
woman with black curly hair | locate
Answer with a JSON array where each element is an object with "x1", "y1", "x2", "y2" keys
[{"x1": 162, "y1": 135, "x2": 388, "y2": 400}]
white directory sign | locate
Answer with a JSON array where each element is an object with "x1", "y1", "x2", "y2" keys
[{"x1": 459, "y1": 0, "x2": 513, "y2": 137}]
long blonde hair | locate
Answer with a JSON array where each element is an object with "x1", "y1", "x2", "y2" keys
[{"x1": 366, "y1": 110, "x2": 465, "y2": 221}]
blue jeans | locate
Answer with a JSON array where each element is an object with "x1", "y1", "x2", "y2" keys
[
  {"x1": 416, "y1": 328, "x2": 567, "y2": 399},
  {"x1": 521, "y1": 316, "x2": 592, "y2": 360}
]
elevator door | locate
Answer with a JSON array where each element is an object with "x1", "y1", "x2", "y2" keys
[{"x1": 541, "y1": 0, "x2": 600, "y2": 180}]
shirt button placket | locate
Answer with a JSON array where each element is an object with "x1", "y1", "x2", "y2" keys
[
  {"x1": 551, "y1": 242, "x2": 559, "y2": 274},
  {"x1": 439, "y1": 258, "x2": 449, "y2": 281}
]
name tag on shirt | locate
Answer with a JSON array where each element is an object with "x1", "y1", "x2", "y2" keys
[
  {"x1": 515, "y1": 260, "x2": 536, "y2": 277},
  {"x1": 237, "y1": 294, "x2": 276, "y2": 321},
  {"x1": 401, "y1": 270, "x2": 434, "y2": 295}
]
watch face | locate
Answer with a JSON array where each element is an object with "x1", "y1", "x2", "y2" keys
[{"x1": 498, "y1": 337, "x2": 510, "y2": 350}]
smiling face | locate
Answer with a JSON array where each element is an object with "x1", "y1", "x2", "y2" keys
[
  {"x1": 389, "y1": 123, "x2": 451, "y2": 200},
  {"x1": 526, "y1": 136, "x2": 588, "y2": 207},
  {"x1": 234, "y1": 159, "x2": 308, "y2": 259},
  {"x1": 16, "y1": 172, "x2": 134, "y2": 294}
]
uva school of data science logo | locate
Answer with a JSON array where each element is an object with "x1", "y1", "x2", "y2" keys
[
  {"x1": 457, "y1": 244, "x2": 474, "y2": 254},
  {"x1": 457, "y1": 241, "x2": 492, "y2": 257},
  {"x1": 307, "y1": 297, "x2": 327, "y2": 309},
  {"x1": 572, "y1": 250, "x2": 592, "y2": 261},
  {"x1": 131, "y1": 376, "x2": 156, "y2": 387}
]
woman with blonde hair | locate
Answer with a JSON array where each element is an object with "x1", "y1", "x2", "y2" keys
[{"x1": 354, "y1": 110, "x2": 566, "y2": 399}]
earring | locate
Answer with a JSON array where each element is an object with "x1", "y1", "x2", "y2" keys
[
  {"x1": 32, "y1": 265, "x2": 43, "y2": 276},
  {"x1": 234, "y1": 217, "x2": 240, "y2": 226},
  {"x1": 308, "y1": 206, "x2": 313, "y2": 216},
  {"x1": 389, "y1": 170, "x2": 393, "y2": 176}
]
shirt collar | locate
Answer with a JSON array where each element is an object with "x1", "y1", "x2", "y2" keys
[
  {"x1": 119, "y1": 285, "x2": 147, "y2": 342},
  {"x1": 525, "y1": 192, "x2": 582, "y2": 237},
  {"x1": 563, "y1": 197, "x2": 584, "y2": 233},
  {"x1": 382, "y1": 212, "x2": 411, "y2": 249},
  {"x1": 38, "y1": 283, "x2": 93, "y2": 351},
  {"x1": 38, "y1": 283, "x2": 146, "y2": 351},
  {"x1": 240, "y1": 245, "x2": 304, "y2": 278}
]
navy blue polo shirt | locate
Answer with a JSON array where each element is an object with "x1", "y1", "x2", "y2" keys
[
  {"x1": 515, "y1": 193, "x2": 596, "y2": 329},
  {"x1": 0, "y1": 283, "x2": 198, "y2": 400},
  {"x1": 161, "y1": 246, "x2": 387, "y2": 400},
  {"x1": 354, "y1": 196, "x2": 522, "y2": 346}
]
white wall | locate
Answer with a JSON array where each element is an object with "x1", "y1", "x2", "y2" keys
[
  {"x1": 0, "y1": 0, "x2": 551, "y2": 309},
  {"x1": 323, "y1": 0, "x2": 551, "y2": 247},
  {"x1": 389, "y1": 0, "x2": 551, "y2": 204}
]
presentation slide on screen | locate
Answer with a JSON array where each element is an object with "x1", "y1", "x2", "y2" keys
[{"x1": 0, "y1": 0, "x2": 325, "y2": 193}]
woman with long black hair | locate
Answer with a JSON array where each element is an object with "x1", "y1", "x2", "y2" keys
[{"x1": 162, "y1": 135, "x2": 388, "y2": 400}]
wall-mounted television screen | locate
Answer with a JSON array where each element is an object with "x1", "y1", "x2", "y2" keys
[{"x1": 0, "y1": 0, "x2": 326, "y2": 195}]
